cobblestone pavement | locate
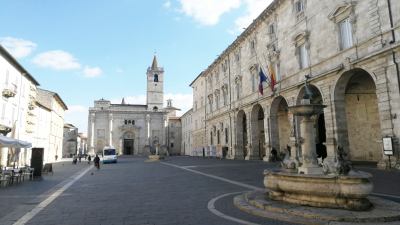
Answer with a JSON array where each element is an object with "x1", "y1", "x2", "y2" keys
[{"x1": 0, "y1": 156, "x2": 399, "y2": 225}]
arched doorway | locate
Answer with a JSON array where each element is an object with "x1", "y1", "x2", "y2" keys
[
  {"x1": 334, "y1": 69, "x2": 382, "y2": 162},
  {"x1": 251, "y1": 104, "x2": 265, "y2": 159},
  {"x1": 297, "y1": 85, "x2": 326, "y2": 159},
  {"x1": 236, "y1": 110, "x2": 247, "y2": 159},
  {"x1": 123, "y1": 132, "x2": 134, "y2": 155},
  {"x1": 270, "y1": 97, "x2": 290, "y2": 154}
]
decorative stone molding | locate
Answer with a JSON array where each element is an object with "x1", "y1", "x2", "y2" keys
[
  {"x1": 328, "y1": 2, "x2": 356, "y2": 23},
  {"x1": 221, "y1": 84, "x2": 228, "y2": 92},
  {"x1": 28, "y1": 101, "x2": 36, "y2": 110},
  {"x1": 266, "y1": 43, "x2": 280, "y2": 62},
  {"x1": 249, "y1": 64, "x2": 258, "y2": 72},
  {"x1": 234, "y1": 75, "x2": 242, "y2": 86},
  {"x1": 293, "y1": 31, "x2": 309, "y2": 47}
]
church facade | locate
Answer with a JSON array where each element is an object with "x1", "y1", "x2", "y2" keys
[{"x1": 87, "y1": 56, "x2": 175, "y2": 155}]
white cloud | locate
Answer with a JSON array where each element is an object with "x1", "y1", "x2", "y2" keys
[
  {"x1": 65, "y1": 105, "x2": 88, "y2": 134},
  {"x1": 234, "y1": 0, "x2": 273, "y2": 32},
  {"x1": 111, "y1": 93, "x2": 192, "y2": 116},
  {"x1": 83, "y1": 66, "x2": 103, "y2": 78},
  {"x1": 164, "y1": 93, "x2": 192, "y2": 116},
  {"x1": 0, "y1": 37, "x2": 37, "y2": 58},
  {"x1": 32, "y1": 50, "x2": 81, "y2": 70},
  {"x1": 163, "y1": 0, "x2": 172, "y2": 8},
  {"x1": 176, "y1": 0, "x2": 273, "y2": 31},
  {"x1": 178, "y1": 0, "x2": 241, "y2": 26}
]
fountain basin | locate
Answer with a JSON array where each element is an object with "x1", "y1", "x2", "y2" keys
[
  {"x1": 264, "y1": 169, "x2": 373, "y2": 211},
  {"x1": 289, "y1": 104, "x2": 326, "y2": 116},
  {"x1": 147, "y1": 155, "x2": 164, "y2": 161}
]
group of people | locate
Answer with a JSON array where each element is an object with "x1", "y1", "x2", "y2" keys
[{"x1": 72, "y1": 154, "x2": 100, "y2": 169}]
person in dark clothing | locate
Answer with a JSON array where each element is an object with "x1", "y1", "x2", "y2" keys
[
  {"x1": 94, "y1": 154, "x2": 100, "y2": 169},
  {"x1": 270, "y1": 148, "x2": 278, "y2": 162},
  {"x1": 87, "y1": 155, "x2": 92, "y2": 164}
]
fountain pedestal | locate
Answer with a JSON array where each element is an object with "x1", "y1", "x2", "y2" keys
[
  {"x1": 297, "y1": 115, "x2": 322, "y2": 175},
  {"x1": 289, "y1": 102, "x2": 325, "y2": 175}
]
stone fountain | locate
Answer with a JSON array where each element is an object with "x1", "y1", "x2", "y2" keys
[{"x1": 234, "y1": 76, "x2": 400, "y2": 224}]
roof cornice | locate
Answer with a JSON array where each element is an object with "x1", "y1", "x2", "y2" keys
[
  {"x1": 199, "y1": 0, "x2": 283, "y2": 77},
  {"x1": 0, "y1": 44, "x2": 40, "y2": 86}
]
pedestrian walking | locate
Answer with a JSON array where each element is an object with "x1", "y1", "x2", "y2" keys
[
  {"x1": 94, "y1": 154, "x2": 100, "y2": 169},
  {"x1": 87, "y1": 155, "x2": 92, "y2": 164},
  {"x1": 78, "y1": 155, "x2": 82, "y2": 163}
]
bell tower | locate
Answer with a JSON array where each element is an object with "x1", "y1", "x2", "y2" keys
[{"x1": 146, "y1": 55, "x2": 164, "y2": 111}]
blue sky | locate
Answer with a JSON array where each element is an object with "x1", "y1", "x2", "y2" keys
[{"x1": 0, "y1": 0, "x2": 272, "y2": 133}]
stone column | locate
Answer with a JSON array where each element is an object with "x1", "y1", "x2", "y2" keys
[
  {"x1": 263, "y1": 111, "x2": 271, "y2": 161},
  {"x1": 245, "y1": 110, "x2": 256, "y2": 160},
  {"x1": 119, "y1": 139, "x2": 123, "y2": 155},
  {"x1": 109, "y1": 113, "x2": 113, "y2": 146},
  {"x1": 298, "y1": 115, "x2": 322, "y2": 175},
  {"x1": 146, "y1": 114, "x2": 151, "y2": 145},
  {"x1": 228, "y1": 112, "x2": 236, "y2": 160},
  {"x1": 89, "y1": 113, "x2": 95, "y2": 154},
  {"x1": 287, "y1": 112, "x2": 298, "y2": 160},
  {"x1": 1, "y1": 147, "x2": 8, "y2": 167}
]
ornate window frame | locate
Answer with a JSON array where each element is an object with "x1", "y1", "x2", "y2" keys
[
  {"x1": 249, "y1": 64, "x2": 259, "y2": 92},
  {"x1": 293, "y1": 31, "x2": 310, "y2": 69},
  {"x1": 214, "y1": 89, "x2": 220, "y2": 110},
  {"x1": 328, "y1": 3, "x2": 357, "y2": 50},
  {"x1": 292, "y1": 0, "x2": 306, "y2": 22},
  {"x1": 208, "y1": 94, "x2": 214, "y2": 113},
  {"x1": 234, "y1": 75, "x2": 242, "y2": 100},
  {"x1": 221, "y1": 84, "x2": 228, "y2": 106}
]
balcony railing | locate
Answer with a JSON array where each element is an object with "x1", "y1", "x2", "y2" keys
[{"x1": 2, "y1": 84, "x2": 17, "y2": 98}]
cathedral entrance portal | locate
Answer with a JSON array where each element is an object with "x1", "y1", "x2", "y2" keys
[{"x1": 123, "y1": 139, "x2": 134, "y2": 155}]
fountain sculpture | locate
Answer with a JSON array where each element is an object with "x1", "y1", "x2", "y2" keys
[{"x1": 234, "y1": 76, "x2": 400, "y2": 224}]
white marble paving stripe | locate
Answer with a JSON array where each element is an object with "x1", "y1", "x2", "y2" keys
[
  {"x1": 12, "y1": 165, "x2": 93, "y2": 225},
  {"x1": 208, "y1": 192, "x2": 261, "y2": 225}
]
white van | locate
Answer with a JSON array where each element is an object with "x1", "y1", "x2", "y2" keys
[{"x1": 102, "y1": 146, "x2": 118, "y2": 163}]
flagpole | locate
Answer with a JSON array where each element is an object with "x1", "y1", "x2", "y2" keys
[
  {"x1": 254, "y1": 47, "x2": 274, "y2": 93},
  {"x1": 254, "y1": 48, "x2": 270, "y2": 86}
]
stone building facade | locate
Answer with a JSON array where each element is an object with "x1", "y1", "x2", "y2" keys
[
  {"x1": 63, "y1": 123, "x2": 78, "y2": 157},
  {"x1": 36, "y1": 88, "x2": 68, "y2": 162},
  {"x1": 189, "y1": 0, "x2": 400, "y2": 167},
  {"x1": 87, "y1": 56, "x2": 179, "y2": 155},
  {"x1": 181, "y1": 108, "x2": 193, "y2": 156},
  {"x1": 0, "y1": 45, "x2": 68, "y2": 166},
  {"x1": 0, "y1": 45, "x2": 39, "y2": 167}
]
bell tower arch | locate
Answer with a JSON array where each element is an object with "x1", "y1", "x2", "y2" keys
[{"x1": 146, "y1": 55, "x2": 164, "y2": 111}]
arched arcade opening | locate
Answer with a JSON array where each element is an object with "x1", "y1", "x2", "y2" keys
[
  {"x1": 334, "y1": 69, "x2": 382, "y2": 162},
  {"x1": 251, "y1": 104, "x2": 265, "y2": 159},
  {"x1": 236, "y1": 110, "x2": 248, "y2": 159},
  {"x1": 270, "y1": 97, "x2": 291, "y2": 154}
]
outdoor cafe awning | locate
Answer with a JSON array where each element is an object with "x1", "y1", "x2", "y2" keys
[{"x1": 0, "y1": 135, "x2": 32, "y2": 148}]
